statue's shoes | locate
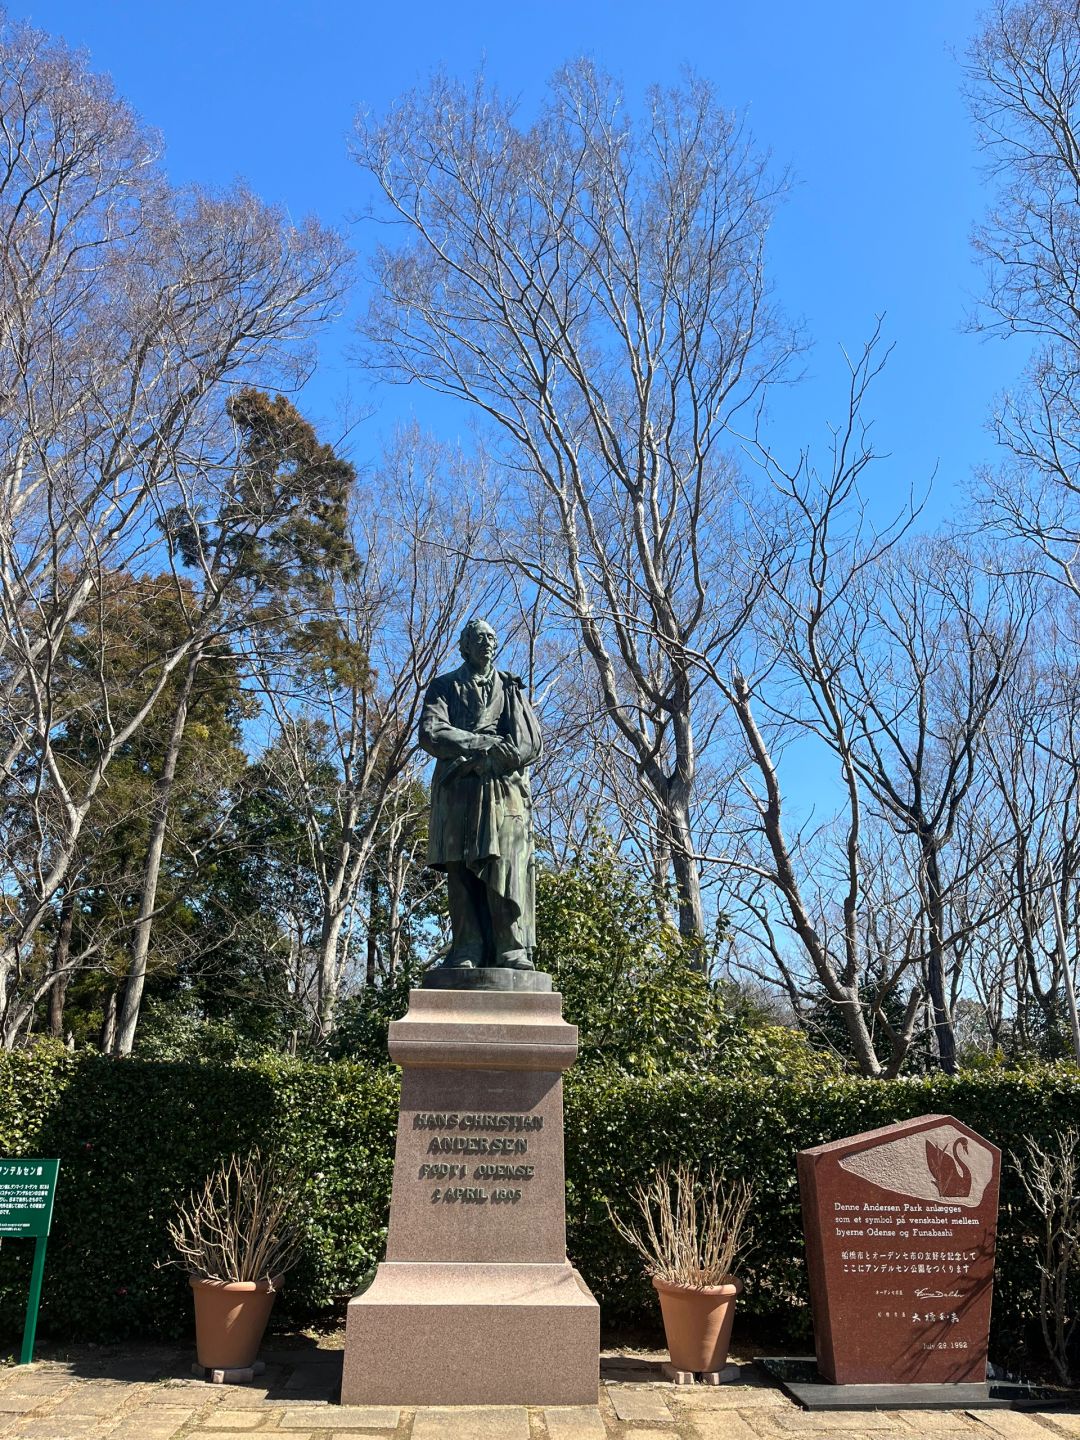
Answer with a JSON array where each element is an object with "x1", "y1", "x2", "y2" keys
[
  {"x1": 497, "y1": 952, "x2": 535, "y2": 971},
  {"x1": 439, "y1": 956, "x2": 475, "y2": 969}
]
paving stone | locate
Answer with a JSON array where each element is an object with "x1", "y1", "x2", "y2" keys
[
  {"x1": 139, "y1": 1386, "x2": 220, "y2": 1412},
  {"x1": 196, "y1": 1434, "x2": 286, "y2": 1440},
  {"x1": 772, "y1": 1413, "x2": 902, "y2": 1431},
  {"x1": 894, "y1": 1414, "x2": 982, "y2": 1433},
  {"x1": 7, "y1": 1418, "x2": 113, "y2": 1439},
  {"x1": 541, "y1": 1406, "x2": 608, "y2": 1439},
  {"x1": 197, "y1": 1412, "x2": 267, "y2": 1430},
  {"x1": 51, "y1": 1384, "x2": 137, "y2": 1416},
  {"x1": 1032, "y1": 1416, "x2": 1080, "y2": 1437},
  {"x1": 681, "y1": 1411, "x2": 769, "y2": 1440},
  {"x1": 109, "y1": 1420, "x2": 183, "y2": 1438},
  {"x1": 0, "y1": 1371, "x2": 73, "y2": 1395},
  {"x1": 608, "y1": 1431, "x2": 679, "y2": 1440},
  {"x1": 278, "y1": 1407, "x2": 399, "y2": 1430},
  {"x1": 410, "y1": 1406, "x2": 531, "y2": 1439},
  {"x1": 0, "y1": 1395, "x2": 54, "y2": 1414},
  {"x1": 329, "y1": 1433, "x2": 400, "y2": 1440},
  {"x1": 1042, "y1": 1411, "x2": 1080, "y2": 1434},
  {"x1": 79, "y1": 1360, "x2": 168, "y2": 1383},
  {"x1": 675, "y1": 1385, "x2": 795, "y2": 1411},
  {"x1": 888, "y1": 1431, "x2": 990, "y2": 1440},
  {"x1": 111, "y1": 1408, "x2": 196, "y2": 1440},
  {"x1": 966, "y1": 1413, "x2": 1065, "y2": 1439},
  {"x1": 200, "y1": 1389, "x2": 273, "y2": 1408},
  {"x1": 605, "y1": 1385, "x2": 675, "y2": 1424}
]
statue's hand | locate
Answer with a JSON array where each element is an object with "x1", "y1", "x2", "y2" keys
[
  {"x1": 468, "y1": 729, "x2": 501, "y2": 754},
  {"x1": 483, "y1": 737, "x2": 521, "y2": 777}
]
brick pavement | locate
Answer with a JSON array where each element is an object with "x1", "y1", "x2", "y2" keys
[{"x1": 0, "y1": 1344, "x2": 1074, "y2": 1440}]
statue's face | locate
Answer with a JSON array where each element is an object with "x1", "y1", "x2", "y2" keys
[{"x1": 461, "y1": 622, "x2": 497, "y2": 669}]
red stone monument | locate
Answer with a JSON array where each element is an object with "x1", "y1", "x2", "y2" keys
[{"x1": 797, "y1": 1114, "x2": 1000, "y2": 1386}]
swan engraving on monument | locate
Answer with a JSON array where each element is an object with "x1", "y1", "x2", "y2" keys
[
  {"x1": 837, "y1": 1121, "x2": 994, "y2": 1208},
  {"x1": 926, "y1": 1136, "x2": 973, "y2": 1199}
]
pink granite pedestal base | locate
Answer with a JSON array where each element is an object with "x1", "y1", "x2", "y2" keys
[
  {"x1": 344, "y1": 1260, "x2": 598, "y2": 1405},
  {"x1": 341, "y1": 987, "x2": 600, "y2": 1407}
]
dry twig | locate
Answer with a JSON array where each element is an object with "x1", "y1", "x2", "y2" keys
[
  {"x1": 1011, "y1": 1129, "x2": 1080, "y2": 1386},
  {"x1": 607, "y1": 1163, "x2": 754, "y2": 1287},
  {"x1": 167, "y1": 1149, "x2": 304, "y2": 1285}
]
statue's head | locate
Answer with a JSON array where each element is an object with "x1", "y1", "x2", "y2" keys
[{"x1": 459, "y1": 617, "x2": 497, "y2": 668}]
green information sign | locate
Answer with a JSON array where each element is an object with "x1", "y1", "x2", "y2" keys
[{"x1": 0, "y1": 1159, "x2": 59, "y2": 1363}]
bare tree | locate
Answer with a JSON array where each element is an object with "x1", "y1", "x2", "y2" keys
[
  {"x1": 967, "y1": 2, "x2": 1080, "y2": 592},
  {"x1": 706, "y1": 338, "x2": 925, "y2": 1076},
  {"x1": 823, "y1": 538, "x2": 1034, "y2": 1071},
  {"x1": 967, "y1": 613, "x2": 1080, "y2": 1054},
  {"x1": 964, "y1": 3, "x2": 1080, "y2": 1065},
  {"x1": 251, "y1": 431, "x2": 500, "y2": 1043},
  {"x1": 704, "y1": 331, "x2": 1034, "y2": 1073},
  {"x1": 1011, "y1": 1128, "x2": 1080, "y2": 1384},
  {"x1": 353, "y1": 63, "x2": 799, "y2": 947},
  {"x1": 0, "y1": 18, "x2": 348, "y2": 1046}
]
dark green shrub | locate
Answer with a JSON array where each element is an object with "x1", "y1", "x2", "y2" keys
[
  {"x1": 329, "y1": 959, "x2": 428, "y2": 1064},
  {"x1": 534, "y1": 845, "x2": 722, "y2": 1073}
]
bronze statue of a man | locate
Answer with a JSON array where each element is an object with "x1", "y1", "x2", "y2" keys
[{"x1": 419, "y1": 618, "x2": 542, "y2": 970}]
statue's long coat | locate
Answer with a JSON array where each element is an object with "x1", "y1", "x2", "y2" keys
[{"x1": 418, "y1": 665, "x2": 542, "y2": 940}]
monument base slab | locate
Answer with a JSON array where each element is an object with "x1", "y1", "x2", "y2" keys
[
  {"x1": 757, "y1": 1358, "x2": 1026, "y2": 1411},
  {"x1": 342, "y1": 1260, "x2": 599, "y2": 1406}
]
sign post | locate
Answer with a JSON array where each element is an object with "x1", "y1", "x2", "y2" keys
[{"x1": 0, "y1": 1160, "x2": 60, "y2": 1364}]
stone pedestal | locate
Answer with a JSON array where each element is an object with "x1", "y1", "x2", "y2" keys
[{"x1": 341, "y1": 987, "x2": 600, "y2": 1406}]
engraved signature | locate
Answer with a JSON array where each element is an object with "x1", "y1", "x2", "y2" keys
[{"x1": 914, "y1": 1288, "x2": 962, "y2": 1300}]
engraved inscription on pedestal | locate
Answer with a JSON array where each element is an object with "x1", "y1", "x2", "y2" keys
[
  {"x1": 387, "y1": 1068, "x2": 568, "y2": 1264},
  {"x1": 798, "y1": 1114, "x2": 1000, "y2": 1386}
]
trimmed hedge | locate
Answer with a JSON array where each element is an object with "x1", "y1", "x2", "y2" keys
[
  {"x1": 0, "y1": 1045, "x2": 1076, "y2": 1368},
  {"x1": 0, "y1": 1048, "x2": 398, "y2": 1344}
]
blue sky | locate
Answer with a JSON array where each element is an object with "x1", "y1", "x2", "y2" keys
[{"x1": 17, "y1": 0, "x2": 1015, "y2": 525}]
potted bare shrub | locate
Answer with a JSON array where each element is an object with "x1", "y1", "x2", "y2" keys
[
  {"x1": 169, "y1": 1149, "x2": 304, "y2": 1373},
  {"x1": 608, "y1": 1163, "x2": 754, "y2": 1379}
]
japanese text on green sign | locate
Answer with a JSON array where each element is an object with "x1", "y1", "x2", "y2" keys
[{"x1": 0, "y1": 1159, "x2": 58, "y2": 1238}]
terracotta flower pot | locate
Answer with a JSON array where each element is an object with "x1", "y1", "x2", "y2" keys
[
  {"x1": 190, "y1": 1276, "x2": 281, "y2": 1370},
  {"x1": 652, "y1": 1275, "x2": 742, "y2": 1374}
]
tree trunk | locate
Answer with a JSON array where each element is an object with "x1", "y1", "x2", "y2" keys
[
  {"x1": 666, "y1": 678, "x2": 705, "y2": 951},
  {"x1": 365, "y1": 868, "x2": 379, "y2": 987},
  {"x1": 115, "y1": 652, "x2": 199, "y2": 1056},
  {"x1": 729, "y1": 675, "x2": 886, "y2": 1076},
  {"x1": 387, "y1": 840, "x2": 407, "y2": 974},
  {"x1": 315, "y1": 907, "x2": 346, "y2": 1043},
  {"x1": 48, "y1": 890, "x2": 75, "y2": 1038},
  {"x1": 667, "y1": 800, "x2": 705, "y2": 952},
  {"x1": 922, "y1": 842, "x2": 956, "y2": 1074},
  {"x1": 100, "y1": 989, "x2": 118, "y2": 1054}
]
